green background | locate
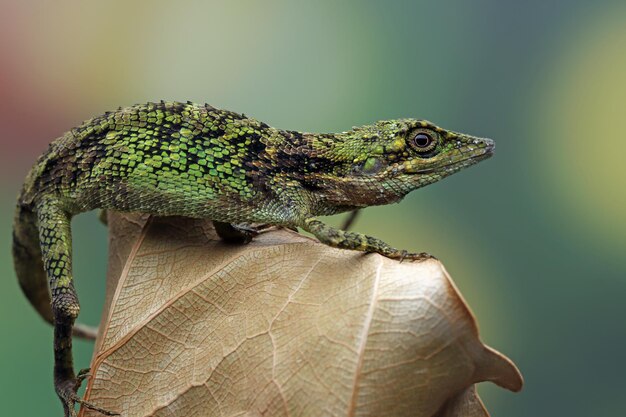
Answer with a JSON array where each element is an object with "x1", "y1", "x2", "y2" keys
[{"x1": 1, "y1": 1, "x2": 625, "y2": 415}]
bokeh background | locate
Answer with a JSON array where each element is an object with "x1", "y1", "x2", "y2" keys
[{"x1": 1, "y1": 0, "x2": 625, "y2": 415}]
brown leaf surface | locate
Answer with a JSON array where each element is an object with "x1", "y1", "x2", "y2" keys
[{"x1": 82, "y1": 214, "x2": 522, "y2": 417}]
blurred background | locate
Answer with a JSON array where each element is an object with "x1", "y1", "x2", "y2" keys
[{"x1": 1, "y1": 0, "x2": 624, "y2": 415}]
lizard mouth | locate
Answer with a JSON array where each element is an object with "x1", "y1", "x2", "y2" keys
[
  {"x1": 439, "y1": 137, "x2": 494, "y2": 170},
  {"x1": 410, "y1": 141, "x2": 495, "y2": 175}
]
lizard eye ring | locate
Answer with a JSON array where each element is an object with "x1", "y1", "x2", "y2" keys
[{"x1": 411, "y1": 130, "x2": 438, "y2": 153}]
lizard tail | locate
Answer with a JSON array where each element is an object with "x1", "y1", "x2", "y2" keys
[{"x1": 12, "y1": 202, "x2": 97, "y2": 340}]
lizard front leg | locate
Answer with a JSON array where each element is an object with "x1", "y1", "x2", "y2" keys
[
  {"x1": 266, "y1": 176, "x2": 432, "y2": 261},
  {"x1": 36, "y1": 200, "x2": 118, "y2": 417},
  {"x1": 301, "y1": 217, "x2": 435, "y2": 261}
]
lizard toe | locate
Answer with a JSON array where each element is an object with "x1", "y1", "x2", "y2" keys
[
  {"x1": 56, "y1": 374, "x2": 119, "y2": 417},
  {"x1": 404, "y1": 252, "x2": 437, "y2": 262}
]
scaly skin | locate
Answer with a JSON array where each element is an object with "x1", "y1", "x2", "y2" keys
[{"x1": 12, "y1": 101, "x2": 494, "y2": 416}]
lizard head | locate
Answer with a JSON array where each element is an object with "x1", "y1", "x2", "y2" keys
[
  {"x1": 355, "y1": 119, "x2": 494, "y2": 183},
  {"x1": 307, "y1": 119, "x2": 494, "y2": 210}
]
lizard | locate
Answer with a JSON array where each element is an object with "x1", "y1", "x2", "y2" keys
[{"x1": 12, "y1": 101, "x2": 495, "y2": 416}]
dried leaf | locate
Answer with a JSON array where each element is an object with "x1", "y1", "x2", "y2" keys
[
  {"x1": 81, "y1": 214, "x2": 522, "y2": 417},
  {"x1": 433, "y1": 386, "x2": 489, "y2": 417}
]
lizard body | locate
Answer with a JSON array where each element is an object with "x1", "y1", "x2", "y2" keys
[{"x1": 12, "y1": 101, "x2": 494, "y2": 416}]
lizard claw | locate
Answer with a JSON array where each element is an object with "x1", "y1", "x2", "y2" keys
[{"x1": 56, "y1": 370, "x2": 119, "y2": 417}]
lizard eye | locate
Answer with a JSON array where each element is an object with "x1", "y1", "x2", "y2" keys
[
  {"x1": 411, "y1": 130, "x2": 438, "y2": 153},
  {"x1": 414, "y1": 133, "x2": 432, "y2": 148}
]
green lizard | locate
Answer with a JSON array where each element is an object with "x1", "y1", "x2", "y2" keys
[{"x1": 12, "y1": 101, "x2": 494, "y2": 416}]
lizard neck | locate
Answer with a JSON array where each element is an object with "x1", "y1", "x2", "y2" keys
[{"x1": 268, "y1": 131, "x2": 411, "y2": 213}]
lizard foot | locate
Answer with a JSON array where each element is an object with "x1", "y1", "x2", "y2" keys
[
  {"x1": 213, "y1": 221, "x2": 269, "y2": 244},
  {"x1": 56, "y1": 368, "x2": 119, "y2": 417},
  {"x1": 390, "y1": 250, "x2": 437, "y2": 263}
]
